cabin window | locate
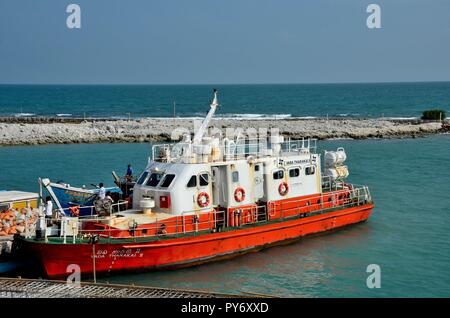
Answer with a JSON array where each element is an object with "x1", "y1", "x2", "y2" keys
[
  {"x1": 289, "y1": 168, "x2": 300, "y2": 178},
  {"x1": 146, "y1": 173, "x2": 164, "y2": 187},
  {"x1": 273, "y1": 170, "x2": 284, "y2": 180},
  {"x1": 254, "y1": 165, "x2": 260, "y2": 172},
  {"x1": 305, "y1": 166, "x2": 316, "y2": 176},
  {"x1": 136, "y1": 171, "x2": 149, "y2": 185},
  {"x1": 187, "y1": 175, "x2": 197, "y2": 188},
  {"x1": 232, "y1": 171, "x2": 239, "y2": 183},
  {"x1": 199, "y1": 173, "x2": 209, "y2": 187},
  {"x1": 160, "y1": 174, "x2": 175, "y2": 188}
]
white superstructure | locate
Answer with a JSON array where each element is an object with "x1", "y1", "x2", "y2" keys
[{"x1": 133, "y1": 90, "x2": 348, "y2": 216}]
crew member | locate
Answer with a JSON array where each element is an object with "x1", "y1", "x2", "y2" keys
[
  {"x1": 98, "y1": 183, "x2": 106, "y2": 200},
  {"x1": 105, "y1": 191, "x2": 114, "y2": 203},
  {"x1": 125, "y1": 164, "x2": 133, "y2": 181},
  {"x1": 45, "y1": 196, "x2": 53, "y2": 226}
]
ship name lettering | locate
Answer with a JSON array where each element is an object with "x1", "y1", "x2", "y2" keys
[
  {"x1": 284, "y1": 159, "x2": 310, "y2": 166},
  {"x1": 110, "y1": 248, "x2": 139, "y2": 258}
]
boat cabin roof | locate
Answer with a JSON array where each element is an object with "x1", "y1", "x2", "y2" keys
[{"x1": 0, "y1": 191, "x2": 39, "y2": 203}]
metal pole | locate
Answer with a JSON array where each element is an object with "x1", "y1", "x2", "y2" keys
[
  {"x1": 92, "y1": 243, "x2": 96, "y2": 284},
  {"x1": 38, "y1": 178, "x2": 43, "y2": 207}
]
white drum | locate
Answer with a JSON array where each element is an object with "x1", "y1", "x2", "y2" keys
[
  {"x1": 324, "y1": 147, "x2": 347, "y2": 167},
  {"x1": 140, "y1": 198, "x2": 155, "y2": 214},
  {"x1": 324, "y1": 165, "x2": 349, "y2": 181}
]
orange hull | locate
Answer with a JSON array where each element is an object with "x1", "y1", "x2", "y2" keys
[{"x1": 21, "y1": 203, "x2": 373, "y2": 278}]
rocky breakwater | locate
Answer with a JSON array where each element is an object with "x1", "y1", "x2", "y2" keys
[{"x1": 0, "y1": 117, "x2": 446, "y2": 146}]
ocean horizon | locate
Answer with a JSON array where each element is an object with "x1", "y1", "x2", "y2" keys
[{"x1": 1, "y1": 82, "x2": 449, "y2": 120}]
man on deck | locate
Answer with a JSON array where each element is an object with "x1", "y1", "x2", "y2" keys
[
  {"x1": 125, "y1": 164, "x2": 134, "y2": 181},
  {"x1": 45, "y1": 196, "x2": 53, "y2": 226},
  {"x1": 98, "y1": 183, "x2": 106, "y2": 200}
]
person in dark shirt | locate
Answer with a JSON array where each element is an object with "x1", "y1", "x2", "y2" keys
[{"x1": 125, "y1": 164, "x2": 133, "y2": 181}]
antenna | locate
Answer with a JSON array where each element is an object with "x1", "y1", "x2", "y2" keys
[
  {"x1": 193, "y1": 89, "x2": 219, "y2": 144},
  {"x1": 173, "y1": 101, "x2": 176, "y2": 119}
]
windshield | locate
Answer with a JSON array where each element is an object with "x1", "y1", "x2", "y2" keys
[
  {"x1": 136, "y1": 171, "x2": 149, "y2": 185},
  {"x1": 145, "y1": 173, "x2": 164, "y2": 187},
  {"x1": 160, "y1": 174, "x2": 175, "y2": 188}
]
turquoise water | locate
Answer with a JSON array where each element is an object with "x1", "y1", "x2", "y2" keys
[
  {"x1": 1, "y1": 82, "x2": 450, "y2": 119},
  {"x1": 1, "y1": 135, "x2": 449, "y2": 297}
]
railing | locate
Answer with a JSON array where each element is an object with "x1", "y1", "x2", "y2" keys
[
  {"x1": 54, "y1": 200, "x2": 129, "y2": 219},
  {"x1": 152, "y1": 137, "x2": 317, "y2": 163},
  {"x1": 51, "y1": 205, "x2": 269, "y2": 244},
  {"x1": 47, "y1": 184, "x2": 371, "y2": 244},
  {"x1": 321, "y1": 175, "x2": 347, "y2": 192},
  {"x1": 273, "y1": 184, "x2": 373, "y2": 221}
]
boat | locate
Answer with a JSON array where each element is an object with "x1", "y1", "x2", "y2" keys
[
  {"x1": 39, "y1": 178, "x2": 122, "y2": 217},
  {"x1": 0, "y1": 191, "x2": 39, "y2": 238},
  {"x1": 112, "y1": 171, "x2": 135, "y2": 199},
  {"x1": 0, "y1": 191, "x2": 39, "y2": 274},
  {"x1": 18, "y1": 90, "x2": 374, "y2": 278}
]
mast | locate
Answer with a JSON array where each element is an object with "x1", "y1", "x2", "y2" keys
[{"x1": 193, "y1": 89, "x2": 219, "y2": 144}]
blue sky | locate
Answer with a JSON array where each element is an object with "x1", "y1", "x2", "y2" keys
[{"x1": 1, "y1": 0, "x2": 450, "y2": 84}]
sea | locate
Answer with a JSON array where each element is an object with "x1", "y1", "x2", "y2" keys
[
  {"x1": 0, "y1": 83, "x2": 449, "y2": 297},
  {"x1": 1, "y1": 82, "x2": 450, "y2": 119}
]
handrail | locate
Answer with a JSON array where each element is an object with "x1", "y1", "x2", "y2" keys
[
  {"x1": 53, "y1": 200, "x2": 129, "y2": 219},
  {"x1": 152, "y1": 137, "x2": 318, "y2": 163}
]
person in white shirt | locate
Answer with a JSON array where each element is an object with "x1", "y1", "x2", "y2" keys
[
  {"x1": 45, "y1": 196, "x2": 53, "y2": 217},
  {"x1": 98, "y1": 183, "x2": 106, "y2": 200},
  {"x1": 45, "y1": 196, "x2": 53, "y2": 226}
]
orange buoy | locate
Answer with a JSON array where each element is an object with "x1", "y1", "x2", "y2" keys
[
  {"x1": 234, "y1": 187, "x2": 246, "y2": 202},
  {"x1": 197, "y1": 192, "x2": 210, "y2": 208},
  {"x1": 68, "y1": 206, "x2": 80, "y2": 217},
  {"x1": 278, "y1": 182, "x2": 289, "y2": 196}
]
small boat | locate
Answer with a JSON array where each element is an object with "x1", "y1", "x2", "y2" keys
[
  {"x1": 19, "y1": 90, "x2": 374, "y2": 278},
  {"x1": 39, "y1": 179, "x2": 122, "y2": 216},
  {"x1": 112, "y1": 171, "x2": 135, "y2": 199},
  {"x1": 0, "y1": 190, "x2": 39, "y2": 237},
  {"x1": 0, "y1": 191, "x2": 40, "y2": 273}
]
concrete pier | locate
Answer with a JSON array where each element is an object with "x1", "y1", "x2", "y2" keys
[{"x1": 0, "y1": 277, "x2": 239, "y2": 298}]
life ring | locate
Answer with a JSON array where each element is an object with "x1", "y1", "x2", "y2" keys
[
  {"x1": 197, "y1": 192, "x2": 210, "y2": 208},
  {"x1": 234, "y1": 187, "x2": 246, "y2": 202},
  {"x1": 68, "y1": 206, "x2": 80, "y2": 217},
  {"x1": 278, "y1": 182, "x2": 289, "y2": 196}
]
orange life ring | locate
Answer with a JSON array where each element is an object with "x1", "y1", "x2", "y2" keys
[
  {"x1": 278, "y1": 182, "x2": 289, "y2": 196},
  {"x1": 69, "y1": 206, "x2": 80, "y2": 217},
  {"x1": 234, "y1": 187, "x2": 246, "y2": 202},
  {"x1": 197, "y1": 192, "x2": 210, "y2": 208}
]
